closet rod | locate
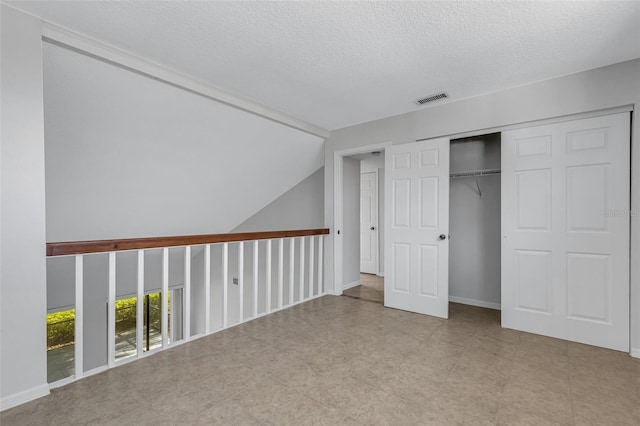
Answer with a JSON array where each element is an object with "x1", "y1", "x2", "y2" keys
[{"x1": 449, "y1": 168, "x2": 501, "y2": 179}]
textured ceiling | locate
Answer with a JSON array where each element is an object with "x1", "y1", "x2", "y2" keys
[{"x1": 8, "y1": 1, "x2": 640, "y2": 130}]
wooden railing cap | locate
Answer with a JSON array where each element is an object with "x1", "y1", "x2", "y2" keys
[{"x1": 47, "y1": 228, "x2": 330, "y2": 257}]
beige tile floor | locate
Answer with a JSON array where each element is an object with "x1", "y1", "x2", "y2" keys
[
  {"x1": 342, "y1": 274, "x2": 384, "y2": 303},
  {"x1": 2, "y1": 296, "x2": 639, "y2": 425}
]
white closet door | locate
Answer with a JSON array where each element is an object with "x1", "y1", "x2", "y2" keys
[
  {"x1": 502, "y1": 113, "x2": 630, "y2": 351},
  {"x1": 360, "y1": 172, "x2": 378, "y2": 274},
  {"x1": 385, "y1": 138, "x2": 449, "y2": 318}
]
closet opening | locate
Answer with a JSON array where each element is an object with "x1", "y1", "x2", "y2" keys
[{"x1": 448, "y1": 133, "x2": 501, "y2": 322}]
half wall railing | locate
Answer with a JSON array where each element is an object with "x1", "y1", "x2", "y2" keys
[{"x1": 46, "y1": 228, "x2": 329, "y2": 386}]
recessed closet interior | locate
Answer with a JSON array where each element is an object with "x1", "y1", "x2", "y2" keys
[{"x1": 449, "y1": 133, "x2": 501, "y2": 311}]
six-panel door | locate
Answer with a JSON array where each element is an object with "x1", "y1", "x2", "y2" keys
[
  {"x1": 384, "y1": 138, "x2": 450, "y2": 318},
  {"x1": 502, "y1": 113, "x2": 630, "y2": 351},
  {"x1": 360, "y1": 172, "x2": 378, "y2": 275}
]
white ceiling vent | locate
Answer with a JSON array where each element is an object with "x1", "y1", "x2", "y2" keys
[{"x1": 415, "y1": 92, "x2": 448, "y2": 106}]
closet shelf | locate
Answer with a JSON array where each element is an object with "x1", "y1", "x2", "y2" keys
[{"x1": 449, "y1": 168, "x2": 501, "y2": 179}]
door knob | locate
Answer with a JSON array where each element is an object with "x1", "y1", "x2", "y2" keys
[
  {"x1": 370, "y1": 227, "x2": 375, "y2": 231},
  {"x1": 439, "y1": 234, "x2": 446, "y2": 240}
]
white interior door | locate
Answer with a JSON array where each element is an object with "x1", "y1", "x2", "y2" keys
[
  {"x1": 360, "y1": 172, "x2": 378, "y2": 274},
  {"x1": 385, "y1": 138, "x2": 450, "y2": 318},
  {"x1": 502, "y1": 113, "x2": 630, "y2": 351}
]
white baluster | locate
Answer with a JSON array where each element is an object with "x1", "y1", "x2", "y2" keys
[
  {"x1": 266, "y1": 239, "x2": 272, "y2": 313},
  {"x1": 204, "y1": 244, "x2": 211, "y2": 335},
  {"x1": 238, "y1": 242, "x2": 244, "y2": 323},
  {"x1": 289, "y1": 237, "x2": 295, "y2": 306},
  {"x1": 278, "y1": 239, "x2": 284, "y2": 309},
  {"x1": 75, "y1": 255, "x2": 84, "y2": 379},
  {"x1": 223, "y1": 243, "x2": 229, "y2": 329},
  {"x1": 184, "y1": 246, "x2": 191, "y2": 341},
  {"x1": 108, "y1": 252, "x2": 116, "y2": 367},
  {"x1": 299, "y1": 237, "x2": 305, "y2": 302},
  {"x1": 308, "y1": 236, "x2": 315, "y2": 301},
  {"x1": 162, "y1": 247, "x2": 169, "y2": 348},
  {"x1": 136, "y1": 250, "x2": 144, "y2": 357},
  {"x1": 253, "y1": 241, "x2": 259, "y2": 318},
  {"x1": 318, "y1": 237, "x2": 323, "y2": 295}
]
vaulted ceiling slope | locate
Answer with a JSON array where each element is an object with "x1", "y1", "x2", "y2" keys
[
  {"x1": 8, "y1": 1, "x2": 640, "y2": 130},
  {"x1": 43, "y1": 43, "x2": 324, "y2": 242}
]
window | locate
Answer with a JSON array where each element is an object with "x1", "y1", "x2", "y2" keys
[
  {"x1": 115, "y1": 290, "x2": 181, "y2": 358},
  {"x1": 46, "y1": 308, "x2": 75, "y2": 383},
  {"x1": 115, "y1": 292, "x2": 169, "y2": 354},
  {"x1": 115, "y1": 296, "x2": 137, "y2": 360},
  {"x1": 143, "y1": 292, "x2": 164, "y2": 352}
]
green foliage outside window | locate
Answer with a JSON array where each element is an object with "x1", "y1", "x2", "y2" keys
[
  {"x1": 47, "y1": 309, "x2": 75, "y2": 350},
  {"x1": 115, "y1": 296, "x2": 137, "y2": 332},
  {"x1": 47, "y1": 292, "x2": 168, "y2": 350}
]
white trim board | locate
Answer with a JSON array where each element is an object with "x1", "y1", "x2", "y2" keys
[
  {"x1": 48, "y1": 361, "x2": 115, "y2": 391},
  {"x1": 0, "y1": 385, "x2": 50, "y2": 412},
  {"x1": 631, "y1": 101, "x2": 640, "y2": 359},
  {"x1": 83, "y1": 365, "x2": 109, "y2": 379},
  {"x1": 39, "y1": 22, "x2": 329, "y2": 139},
  {"x1": 416, "y1": 105, "x2": 633, "y2": 143},
  {"x1": 47, "y1": 376, "x2": 76, "y2": 390},
  {"x1": 449, "y1": 296, "x2": 501, "y2": 311},
  {"x1": 343, "y1": 280, "x2": 361, "y2": 291}
]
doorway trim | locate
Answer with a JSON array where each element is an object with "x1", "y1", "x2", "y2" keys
[
  {"x1": 631, "y1": 102, "x2": 640, "y2": 358},
  {"x1": 333, "y1": 142, "x2": 392, "y2": 295}
]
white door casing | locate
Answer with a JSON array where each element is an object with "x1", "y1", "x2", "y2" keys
[
  {"x1": 502, "y1": 113, "x2": 630, "y2": 351},
  {"x1": 360, "y1": 172, "x2": 378, "y2": 274},
  {"x1": 385, "y1": 138, "x2": 450, "y2": 318}
]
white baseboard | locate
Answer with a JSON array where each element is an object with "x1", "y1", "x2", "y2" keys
[
  {"x1": 48, "y1": 376, "x2": 75, "y2": 390},
  {"x1": 342, "y1": 280, "x2": 361, "y2": 291},
  {"x1": 49, "y1": 364, "x2": 111, "y2": 391},
  {"x1": 0, "y1": 384, "x2": 49, "y2": 412},
  {"x1": 84, "y1": 365, "x2": 109, "y2": 378},
  {"x1": 631, "y1": 347, "x2": 640, "y2": 359},
  {"x1": 376, "y1": 272, "x2": 385, "y2": 277},
  {"x1": 449, "y1": 296, "x2": 501, "y2": 311}
]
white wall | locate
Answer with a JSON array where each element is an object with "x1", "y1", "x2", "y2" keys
[
  {"x1": 342, "y1": 157, "x2": 361, "y2": 288},
  {"x1": 232, "y1": 167, "x2": 324, "y2": 233},
  {"x1": 359, "y1": 155, "x2": 384, "y2": 171},
  {"x1": 449, "y1": 134, "x2": 501, "y2": 308},
  {"x1": 325, "y1": 58, "x2": 640, "y2": 354},
  {"x1": 360, "y1": 155, "x2": 385, "y2": 275},
  {"x1": 0, "y1": 5, "x2": 50, "y2": 409},
  {"x1": 43, "y1": 42, "x2": 324, "y2": 242}
]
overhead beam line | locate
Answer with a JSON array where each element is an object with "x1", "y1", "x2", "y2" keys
[{"x1": 41, "y1": 22, "x2": 330, "y2": 139}]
